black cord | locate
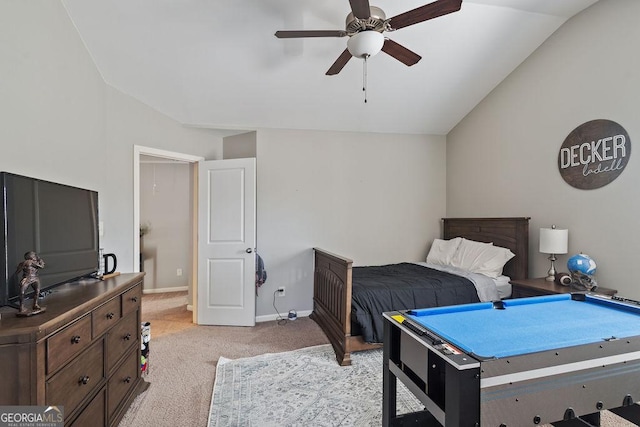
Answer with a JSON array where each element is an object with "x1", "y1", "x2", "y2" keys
[{"x1": 272, "y1": 290, "x2": 288, "y2": 325}]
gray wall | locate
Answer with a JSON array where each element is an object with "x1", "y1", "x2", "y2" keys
[
  {"x1": 1, "y1": 1, "x2": 222, "y2": 277},
  {"x1": 223, "y1": 132, "x2": 257, "y2": 159},
  {"x1": 140, "y1": 160, "x2": 192, "y2": 292},
  {"x1": 447, "y1": 0, "x2": 640, "y2": 298},
  {"x1": 220, "y1": 128, "x2": 447, "y2": 318},
  {"x1": 255, "y1": 129, "x2": 447, "y2": 318}
]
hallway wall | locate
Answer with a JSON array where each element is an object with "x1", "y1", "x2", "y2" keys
[{"x1": 140, "y1": 160, "x2": 192, "y2": 292}]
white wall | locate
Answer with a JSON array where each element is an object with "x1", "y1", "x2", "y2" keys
[
  {"x1": 255, "y1": 129, "x2": 447, "y2": 317},
  {"x1": 0, "y1": 1, "x2": 106, "y2": 190},
  {"x1": 447, "y1": 0, "x2": 640, "y2": 298},
  {"x1": 0, "y1": 1, "x2": 223, "y2": 276}
]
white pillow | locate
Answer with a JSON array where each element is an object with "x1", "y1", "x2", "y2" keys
[
  {"x1": 449, "y1": 238, "x2": 493, "y2": 269},
  {"x1": 426, "y1": 237, "x2": 462, "y2": 266},
  {"x1": 469, "y1": 246, "x2": 515, "y2": 278},
  {"x1": 450, "y1": 238, "x2": 514, "y2": 278}
]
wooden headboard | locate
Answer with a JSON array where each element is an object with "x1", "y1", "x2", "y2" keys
[{"x1": 442, "y1": 217, "x2": 530, "y2": 280}]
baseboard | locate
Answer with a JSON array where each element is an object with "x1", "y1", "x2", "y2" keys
[
  {"x1": 141, "y1": 293, "x2": 309, "y2": 322},
  {"x1": 142, "y1": 286, "x2": 188, "y2": 294},
  {"x1": 256, "y1": 309, "x2": 312, "y2": 323}
]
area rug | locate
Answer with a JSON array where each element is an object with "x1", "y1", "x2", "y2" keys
[{"x1": 208, "y1": 344, "x2": 423, "y2": 426}]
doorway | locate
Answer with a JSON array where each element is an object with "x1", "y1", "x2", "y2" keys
[{"x1": 133, "y1": 145, "x2": 204, "y2": 322}]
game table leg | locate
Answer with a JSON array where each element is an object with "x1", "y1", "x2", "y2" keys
[
  {"x1": 383, "y1": 322, "x2": 442, "y2": 426},
  {"x1": 383, "y1": 316, "x2": 474, "y2": 426},
  {"x1": 383, "y1": 318, "x2": 399, "y2": 427}
]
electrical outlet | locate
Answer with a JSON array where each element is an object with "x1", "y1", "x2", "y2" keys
[
  {"x1": 276, "y1": 286, "x2": 285, "y2": 297},
  {"x1": 177, "y1": 268, "x2": 183, "y2": 276}
]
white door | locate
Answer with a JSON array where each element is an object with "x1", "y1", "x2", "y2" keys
[{"x1": 197, "y1": 158, "x2": 256, "y2": 326}]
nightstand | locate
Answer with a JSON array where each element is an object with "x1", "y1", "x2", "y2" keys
[{"x1": 510, "y1": 277, "x2": 617, "y2": 299}]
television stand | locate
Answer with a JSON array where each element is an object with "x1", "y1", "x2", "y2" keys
[{"x1": 0, "y1": 272, "x2": 146, "y2": 426}]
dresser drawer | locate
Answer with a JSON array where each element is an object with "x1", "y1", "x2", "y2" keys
[
  {"x1": 69, "y1": 386, "x2": 106, "y2": 427},
  {"x1": 46, "y1": 339, "x2": 104, "y2": 416},
  {"x1": 121, "y1": 284, "x2": 142, "y2": 316},
  {"x1": 93, "y1": 297, "x2": 122, "y2": 338},
  {"x1": 47, "y1": 314, "x2": 92, "y2": 374},
  {"x1": 106, "y1": 311, "x2": 138, "y2": 372},
  {"x1": 108, "y1": 349, "x2": 139, "y2": 419}
]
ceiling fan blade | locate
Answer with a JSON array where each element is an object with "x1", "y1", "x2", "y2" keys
[
  {"x1": 388, "y1": 0, "x2": 462, "y2": 30},
  {"x1": 326, "y1": 49, "x2": 352, "y2": 75},
  {"x1": 349, "y1": 0, "x2": 371, "y2": 19},
  {"x1": 381, "y1": 39, "x2": 421, "y2": 66},
  {"x1": 274, "y1": 30, "x2": 347, "y2": 38}
]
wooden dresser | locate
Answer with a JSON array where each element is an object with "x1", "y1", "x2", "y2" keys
[{"x1": 0, "y1": 273, "x2": 148, "y2": 426}]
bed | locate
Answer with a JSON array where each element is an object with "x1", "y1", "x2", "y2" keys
[{"x1": 310, "y1": 217, "x2": 530, "y2": 366}]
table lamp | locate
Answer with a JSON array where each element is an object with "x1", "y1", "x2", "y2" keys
[{"x1": 539, "y1": 225, "x2": 569, "y2": 281}]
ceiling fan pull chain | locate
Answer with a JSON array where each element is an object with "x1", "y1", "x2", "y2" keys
[{"x1": 363, "y1": 54, "x2": 368, "y2": 103}]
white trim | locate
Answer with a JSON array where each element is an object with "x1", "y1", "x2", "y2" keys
[
  {"x1": 142, "y1": 286, "x2": 188, "y2": 294},
  {"x1": 255, "y1": 309, "x2": 313, "y2": 323},
  {"x1": 140, "y1": 159, "x2": 191, "y2": 165},
  {"x1": 481, "y1": 351, "x2": 640, "y2": 388},
  {"x1": 134, "y1": 145, "x2": 204, "y2": 326},
  {"x1": 135, "y1": 145, "x2": 204, "y2": 162}
]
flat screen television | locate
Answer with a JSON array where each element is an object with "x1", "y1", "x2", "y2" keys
[{"x1": 0, "y1": 172, "x2": 99, "y2": 307}]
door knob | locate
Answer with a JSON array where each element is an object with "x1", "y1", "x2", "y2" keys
[{"x1": 246, "y1": 248, "x2": 253, "y2": 253}]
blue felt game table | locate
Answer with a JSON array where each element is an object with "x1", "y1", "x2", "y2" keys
[{"x1": 382, "y1": 293, "x2": 640, "y2": 427}]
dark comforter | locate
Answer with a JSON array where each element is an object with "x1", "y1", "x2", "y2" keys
[{"x1": 351, "y1": 263, "x2": 480, "y2": 343}]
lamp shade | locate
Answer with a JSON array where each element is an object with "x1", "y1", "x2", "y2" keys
[
  {"x1": 347, "y1": 30, "x2": 384, "y2": 58},
  {"x1": 539, "y1": 227, "x2": 569, "y2": 254}
]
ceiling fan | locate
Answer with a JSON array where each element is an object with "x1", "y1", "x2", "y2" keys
[{"x1": 274, "y1": 0, "x2": 463, "y2": 76}]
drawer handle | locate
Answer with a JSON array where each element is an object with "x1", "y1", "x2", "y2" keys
[
  {"x1": 71, "y1": 335, "x2": 81, "y2": 344},
  {"x1": 130, "y1": 296, "x2": 138, "y2": 303},
  {"x1": 107, "y1": 312, "x2": 115, "y2": 319},
  {"x1": 124, "y1": 376, "x2": 132, "y2": 384},
  {"x1": 123, "y1": 333, "x2": 132, "y2": 341},
  {"x1": 79, "y1": 376, "x2": 90, "y2": 385}
]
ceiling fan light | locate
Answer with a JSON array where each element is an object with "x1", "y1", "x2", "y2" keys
[{"x1": 347, "y1": 30, "x2": 384, "y2": 59}]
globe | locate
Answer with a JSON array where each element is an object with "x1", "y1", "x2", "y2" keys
[{"x1": 567, "y1": 253, "x2": 597, "y2": 275}]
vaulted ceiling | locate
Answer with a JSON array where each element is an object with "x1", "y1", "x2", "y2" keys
[{"x1": 62, "y1": 0, "x2": 598, "y2": 135}]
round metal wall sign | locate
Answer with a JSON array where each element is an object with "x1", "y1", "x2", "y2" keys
[{"x1": 558, "y1": 119, "x2": 631, "y2": 190}]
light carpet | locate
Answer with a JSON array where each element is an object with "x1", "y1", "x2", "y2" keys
[{"x1": 208, "y1": 344, "x2": 423, "y2": 426}]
